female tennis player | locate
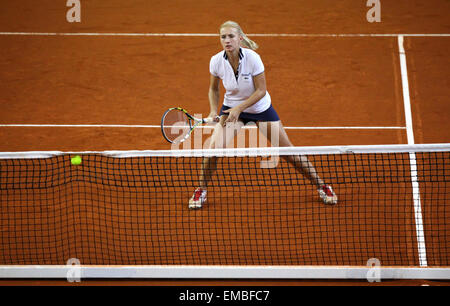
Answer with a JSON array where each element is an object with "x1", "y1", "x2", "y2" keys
[{"x1": 189, "y1": 21, "x2": 337, "y2": 209}]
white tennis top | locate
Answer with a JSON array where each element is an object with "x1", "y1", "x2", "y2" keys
[{"x1": 209, "y1": 48, "x2": 271, "y2": 114}]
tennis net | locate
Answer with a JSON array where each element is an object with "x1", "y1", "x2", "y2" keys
[{"x1": 0, "y1": 144, "x2": 449, "y2": 275}]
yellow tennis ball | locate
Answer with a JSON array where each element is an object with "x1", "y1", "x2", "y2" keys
[{"x1": 71, "y1": 155, "x2": 82, "y2": 165}]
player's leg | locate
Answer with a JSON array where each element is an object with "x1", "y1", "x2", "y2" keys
[
  {"x1": 189, "y1": 116, "x2": 244, "y2": 209},
  {"x1": 257, "y1": 120, "x2": 337, "y2": 205}
]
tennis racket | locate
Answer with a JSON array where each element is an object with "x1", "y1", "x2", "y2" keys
[{"x1": 161, "y1": 107, "x2": 219, "y2": 144}]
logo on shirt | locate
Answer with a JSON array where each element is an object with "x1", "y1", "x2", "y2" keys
[{"x1": 241, "y1": 73, "x2": 251, "y2": 80}]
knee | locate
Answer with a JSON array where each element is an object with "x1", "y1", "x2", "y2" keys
[{"x1": 207, "y1": 139, "x2": 227, "y2": 150}]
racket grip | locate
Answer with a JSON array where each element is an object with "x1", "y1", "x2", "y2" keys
[{"x1": 203, "y1": 116, "x2": 220, "y2": 123}]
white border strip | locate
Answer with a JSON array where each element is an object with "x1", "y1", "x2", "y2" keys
[
  {"x1": 0, "y1": 124, "x2": 406, "y2": 130},
  {"x1": 398, "y1": 35, "x2": 428, "y2": 267},
  {"x1": 1, "y1": 143, "x2": 449, "y2": 159},
  {"x1": 0, "y1": 265, "x2": 448, "y2": 279},
  {"x1": 0, "y1": 32, "x2": 449, "y2": 37}
]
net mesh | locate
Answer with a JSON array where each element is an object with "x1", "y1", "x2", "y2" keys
[{"x1": 0, "y1": 145, "x2": 449, "y2": 267}]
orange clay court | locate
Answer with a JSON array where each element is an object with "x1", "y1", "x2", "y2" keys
[{"x1": 0, "y1": 1, "x2": 449, "y2": 286}]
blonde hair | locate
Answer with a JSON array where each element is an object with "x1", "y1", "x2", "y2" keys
[{"x1": 219, "y1": 21, "x2": 258, "y2": 50}]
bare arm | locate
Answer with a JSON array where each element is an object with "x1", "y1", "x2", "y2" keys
[{"x1": 208, "y1": 74, "x2": 221, "y2": 118}]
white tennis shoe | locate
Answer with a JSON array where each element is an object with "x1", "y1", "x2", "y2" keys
[
  {"x1": 318, "y1": 185, "x2": 338, "y2": 205},
  {"x1": 189, "y1": 187, "x2": 207, "y2": 209}
]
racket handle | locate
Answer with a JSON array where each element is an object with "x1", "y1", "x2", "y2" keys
[{"x1": 202, "y1": 116, "x2": 220, "y2": 123}]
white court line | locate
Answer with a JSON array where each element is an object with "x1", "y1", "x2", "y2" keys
[
  {"x1": 0, "y1": 32, "x2": 449, "y2": 37},
  {"x1": 0, "y1": 124, "x2": 406, "y2": 130},
  {"x1": 398, "y1": 35, "x2": 427, "y2": 267},
  {"x1": 399, "y1": 36, "x2": 416, "y2": 145}
]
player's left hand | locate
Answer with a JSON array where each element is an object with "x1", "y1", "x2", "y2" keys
[{"x1": 223, "y1": 107, "x2": 242, "y2": 124}]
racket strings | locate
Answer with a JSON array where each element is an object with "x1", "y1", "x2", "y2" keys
[{"x1": 162, "y1": 109, "x2": 192, "y2": 143}]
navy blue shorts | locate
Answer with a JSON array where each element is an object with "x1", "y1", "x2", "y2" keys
[{"x1": 219, "y1": 104, "x2": 280, "y2": 125}]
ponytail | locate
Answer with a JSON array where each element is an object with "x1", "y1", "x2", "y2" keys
[{"x1": 241, "y1": 33, "x2": 259, "y2": 50}]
